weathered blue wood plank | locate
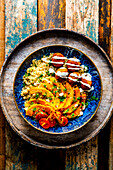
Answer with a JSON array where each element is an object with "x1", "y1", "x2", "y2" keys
[
  {"x1": 66, "y1": 0, "x2": 99, "y2": 169},
  {"x1": 5, "y1": 0, "x2": 37, "y2": 57},
  {"x1": 5, "y1": 0, "x2": 37, "y2": 169},
  {"x1": 66, "y1": 0, "x2": 99, "y2": 43}
]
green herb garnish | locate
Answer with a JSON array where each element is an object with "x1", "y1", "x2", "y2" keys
[
  {"x1": 36, "y1": 93, "x2": 39, "y2": 99},
  {"x1": 59, "y1": 95, "x2": 66, "y2": 102},
  {"x1": 63, "y1": 88, "x2": 67, "y2": 92},
  {"x1": 53, "y1": 80, "x2": 56, "y2": 83},
  {"x1": 85, "y1": 102, "x2": 88, "y2": 107},
  {"x1": 51, "y1": 73, "x2": 55, "y2": 76},
  {"x1": 25, "y1": 73, "x2": 28, "y2": 77},
  {"x1": 39, "y1": 74, "x2": 43, "y2": 78},
  {"x1": 82, "y1": 102, "x2": 85, "y2": 105},
  {"x1": 71, "y1": 113, "x2": 75, "y2": 118},
  {"x1": 48, "y1": 97, "x2": 52, "y2": 100},
  {"x1": 23, "y1": 82, "x2": 26, "y2": 87},
  {"x1": 64, "y1": 108, "x2": 69, "y2": 114},
  {"x1": 52, "y1": 85, "x2": 57, "y2": 89},
  {"x1": 44, "y1": 84, "x2": 47, "y2": 88},
  {"x1": 88, "y1": 96, "x2": 98, "y2": 101},
  {"x1": 32, "y1": 107, "x2": 36, "y2": 111},
  {"x1": 73, "y1": 97, "x2": 77, "y2": 102}
]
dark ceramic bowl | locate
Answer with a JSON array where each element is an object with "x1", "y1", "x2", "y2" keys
[{"x1": 13, "y1": 45, "x2": 102, "y2": 134}]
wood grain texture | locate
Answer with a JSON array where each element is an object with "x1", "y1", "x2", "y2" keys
[
  {"x1": 99, "y1": 0, "x2": 111, "y2": 57},
  {"x1": 38, "y1": 0, "x2": 65, "y2": 30},
  {"x1": 5, "y1": 0, "x2": 37, "y2": 169},
  {"x1": 2, "y1": 0, "x2": 112, "y2": 170},
  {"x1": 65, "y1": 138, "x2": 98, "y2": 169},
  {"x1": 98, "y1": 0, "x2": 112, "y2": 169},
  {"x1": 5, "y1": 123, "x2": 38, "y2": 170},
  {"x1": 0, "y1": 0, "x2": 5, "y2": 169},
  {"x1": 110, "y1": 0, "x2": 113, "y2": 64},
  {"x1": 1, "y1": 29, "x2": 112, "y2": 147},
  {"x1": 66, "y1": 0, "x2": 99, "y2": 43},
  {"x1": 110, "y1": 116, "x2": 113, "y2": 170},
  {"x1": 109, "y1": 0, "x2": 113, "y2": 169},
  {"x1": 0, "y1": 108, "x2": 5, "y2": 170},
  {"x1": 5, "y1": 0, "x2": 37, "y2": 57},
  {"x1": 0, "y1": 0, "x2": 5, "y2": 69},
  {"x1": 66, "y1": 0, "x2": 99, "y2": 169},
  {"x1": 38, "y1": 1, "x2": 66, "y2": 169}
]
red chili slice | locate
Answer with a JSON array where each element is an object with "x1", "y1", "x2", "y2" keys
[
  {"x1": 35, "y1": 111, "x2": 48, "y2": 120},
  {"x1": 49, "y1": 119, "x2": 56, "y2": 127},
  {"x1": 39, "y1": 118, "x2": 50, "y2": 129},
  {"x1": 59, "y1": 116, "x2": 68, "y2": 126}
]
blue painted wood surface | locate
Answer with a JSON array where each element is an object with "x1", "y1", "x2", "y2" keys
[
  {"x1": 4, "y1": 0, "x2": 112, "y2": 169},
  {"x1": 65, "y1": 0, "x2": 99, "y2": 169},
  {"x1": 5, "y1": 0, "x2": 37, "y2": 57},
  {"x1": 5, "y1": 0, "x2": 37, "y2": 169}
]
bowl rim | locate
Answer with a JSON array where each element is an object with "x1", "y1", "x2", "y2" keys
[{"x1": 13, "y1": 44, "x2": 103, "y2": 135}]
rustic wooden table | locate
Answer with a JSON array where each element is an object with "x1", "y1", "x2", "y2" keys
[{"x1": 0, "y1": 0, "x2": 113, "y2": 169}]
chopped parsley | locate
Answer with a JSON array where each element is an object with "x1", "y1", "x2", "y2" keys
[
  {"x1": 59, "y1": 95, "x2": 66, "y2": 102},
  {"x1": 39, "y1": 74, "x2": 43, "y2": 78},
  {"x1": 64, "y1": 108, "x2": 69, "y2": 114},
  {"x1": 55, "y1": 91, "x2": 57, "y2": 95},
  {"x1": 31, "y1": 102, "x2": 34, "y2": 105},
  {"x1": 48, "y1": 97, "x2": 52, "y2": 100},
  {"x1": 32, "y1": 107, "x2": 36, "y2": 111},
  {"x1": 51, "y1": 73, "x2": 55, "y2": 76},
  {"x1": 23, "y1": 82, "x2": 26, "y2": 87},
  {"x1": 73, "y1": 97, "x2": 77, "y2": 102},
  {"x1": 52, "y1": 85, "x2": 57, "y2": 89},
  {"x1": 71, "y1": 113, "x2": 75, "y2": 118},
  {"x1": 33, "y1": 64, "x2": 37, "y2": 67},
  {"x1": 63, "y1": 88, "x2": 67, "y2": 92},
  {"x1": 72, "y1": 107, "x2": 77, "y2": 111},
  {"x1": 64, "y1": 114, "x2": 67, "y2": 117},
  {"x1": 88, "y1": 96, "x2": 98, "y2": 101},
  {"x1": 91, "y1": 96, "x2": 98, "y2": 101},
  {"x1": 77, "y1": 97, "x2": 80, "y2": 100},
  {"x1": 36, "y1": 93, "x2": 39, "y2": 99},
  {"x1": 85, "y1": 102, "x2": 88, "y2": 107},
  {"x1": 44, "y1": 84, "x2": 47, "y2": 88},
  {"x1": 53, "y1": 80, "x2": 56, "y2": 83},
  {"x1": 82, "y1": 102, "x2": 85, "y2": 105},
  {"x1": 43, "y1": 93, "x2": 47, "y2": 97},
  {"x1": 46, "y1": 70, "x2": 50, "y2": 76},
  {"x1": 25, "y1": 73, "x2": 28, "y2": 77},
  {"x1": 57, "y1": 88, "x2": 61, "y2": 93}
]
